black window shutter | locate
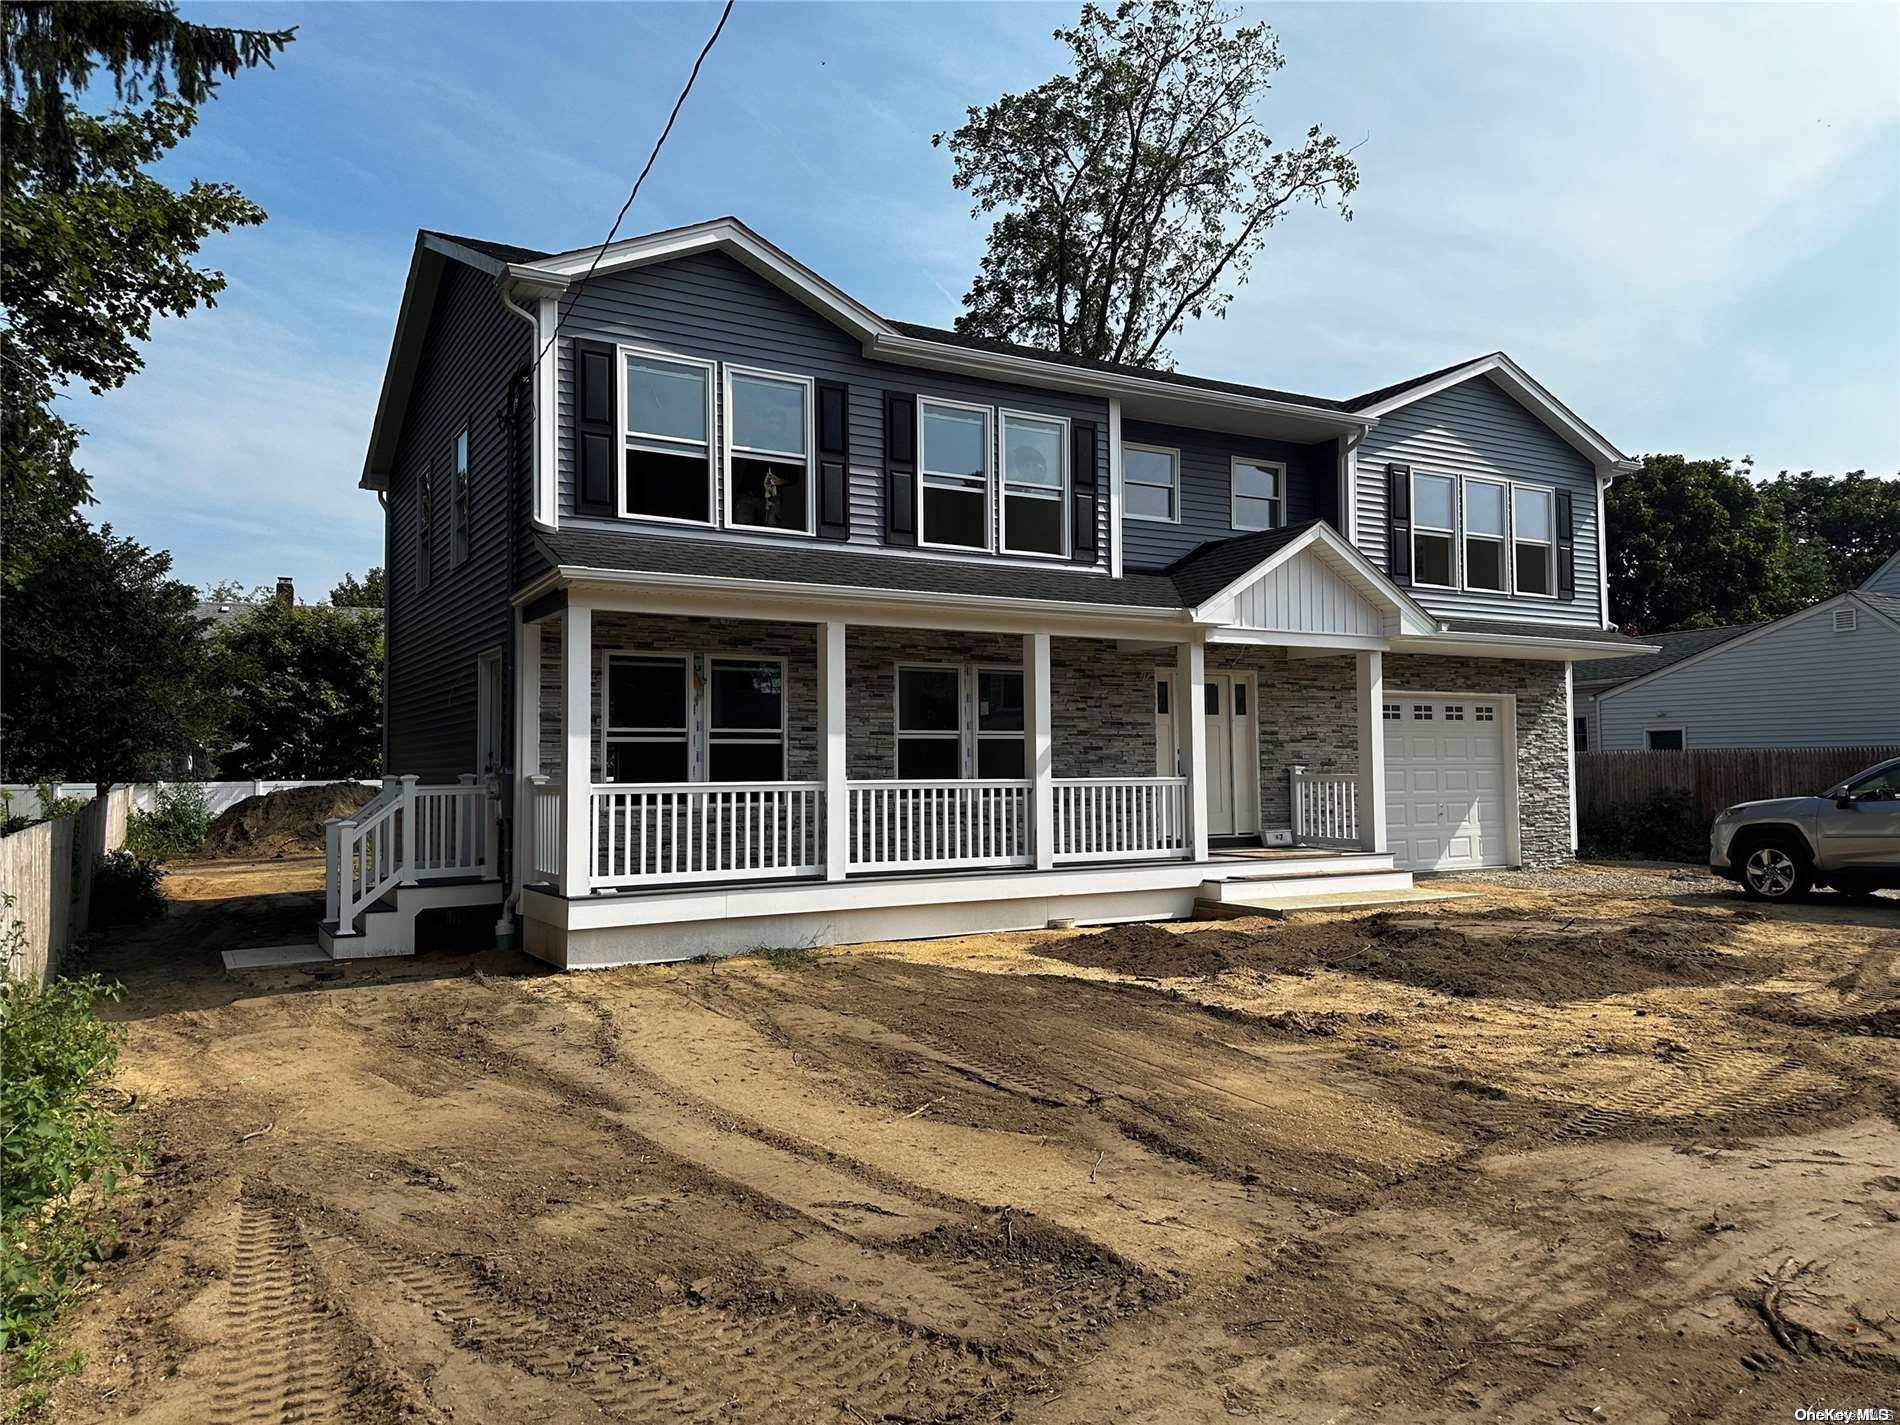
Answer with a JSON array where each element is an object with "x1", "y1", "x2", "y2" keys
[
  {"x1": 816, "y1": 380, "x2": 851, "y2": 542},
  {"x1": 1069, "y1": 420, "x2": 1098, "y2": 562},
  {"x1": 575, "y1": 339, "x2": 618, "y2": 516},
  {"x1": 883, "y1": 392, "x2": 916, "y2": 546},
  {"x1": 1386, "y1": 463, "x2": 1412, "y2": 583},
  {"x1": 1555, "y1": 488, "x2": 1577, "y2": 599}
]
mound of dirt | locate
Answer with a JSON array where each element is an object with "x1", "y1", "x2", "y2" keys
[
  {"x1": 203, "y1": 782, "x2": 377, "y2": 859},
  {"x1": 1051, "y1": 909, "x2": 1781, "y2": 1003}
]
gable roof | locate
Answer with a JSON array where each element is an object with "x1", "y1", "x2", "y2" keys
[
  {"x1": 1862, "y1": 547, "x2": 1900, "y2": 595},
  {"x1": 1572, "y1": 622, "x2": 1760, "y2": 688}
]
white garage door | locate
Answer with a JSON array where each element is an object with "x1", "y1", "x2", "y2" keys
[{"x1": 1383, "y1": 696, "x2": 1512, "y2": 871}]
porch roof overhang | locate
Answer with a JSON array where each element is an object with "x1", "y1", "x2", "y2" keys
[{"x1": 1171, "y1": 521, "x2": 1440, "y2": 640}]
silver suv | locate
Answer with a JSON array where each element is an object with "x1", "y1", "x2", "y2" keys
[{"x1": 1711, "y1": 755, "x2": 1900, "y2": 902}]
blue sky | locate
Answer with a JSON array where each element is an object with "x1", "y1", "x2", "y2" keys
[{"x1": 64, "y1": 1, "x2": 1900, "y2": 600}]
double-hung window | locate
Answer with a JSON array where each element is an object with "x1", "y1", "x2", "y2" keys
[
  {"x1": 999, "y1": 411, "x2": 1067, "y2": 557},
  {"x1": 918, "y1": 400, "x2": 991, "y2": 550},
  {"x1": 974, "y1": 667, "x2": 1025, "y2": 777},
  {"x1": 415, "y1": 466, "x2": 434, "y2": 591},
  {"x1": 1123, "y1": 443, "x2": 1178, "y2": 522},
  {"x1": 1412, "y1": 473, "x2": 1457, "y2": 587},
  {"x1": 450, "y1": 427, "x2": 471, "y2": 567},
  {"x1": 725, "y1": 367, "x2": 813, "y2": 535},
  {"x1": 1463, "y1": 478, "x2": 1506, "y2": 591},
  {"x1": 707, "y1": 657, "x2": 786, "y2": 781},
  {"x1": 896, "y1": 666, "x2": 963, "y2": 778},
  {"x1": 622, "y1": 351, "x2": 714, "y2": 524},
  {"x1": 602, "y1": 655, "x2": 690, "y2": 783},
  {"x1": 1512, "y1": 486, "x2": 1555, "y2": 596},
  {"x1": 1231, "y1": 458, "x2": 1285, "y2": 530}
]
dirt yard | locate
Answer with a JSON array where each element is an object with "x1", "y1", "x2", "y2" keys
[{"x1": 33, "y1": 858, "x2": 1900, "y2": 1424}]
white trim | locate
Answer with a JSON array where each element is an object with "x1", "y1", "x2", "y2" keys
[
  {"x1": 916, "y1": 396, "x2": 995, "y2": 554},
  {"x1": 450, "y1": 425, "x2": 472, "y2": 568},
  {"x1": 1595, "y1": 592, "x2": 1887, "y2": 703},
  {"x1": 705, "y1": 652, "x2": 792, "y2": 781},
  {"x1": 617, "y1": 344, "x2": 717, "y2": 527},
  {"x1": 1645, "y1": 725, "x2": 1686, "y2": 751},
  {"x1": 1106, "y1": 397, "x2": 1125, "y2": 577},
  {"x1": 971, "y1": 662, "x2": 1029, "y2": 778},
  {"x1": 1385, "y1": 689, "x2": 1522, "y2": 869},
  {"x1": 1185, "y1": 520, "x2": 1441, "y2": 636},
  {"x1": 1564, "y1": 664, "x2": 1577, "y2": 853},
  {"x1": 1230, "y1": 455, "x2": 1287, "y2": 532},
  {"x1": 721, "y1": 362, "x2": 817, "y2": 538},
  {"x1": 1349, "y1": 353, "x2": 1631, "y2": 467},
  {"x1": 1460, "y1": 475, "x2": 1508, "y2": 594},
  {"x1": 1123, "y1": 441, "x2": 1182, "y2": 525},
  {"x1": 1594, "y1": 473, "x2": 1611, "y2": 626},
  {"x1": 1509, "y1": 482, "x2": 1558, "y2": 600},
  {"x1": 1410, "y1": 469, "x2": 1459, "y2": 591},
  {"x1": 997, "y1": 407, "x2": 1071, "y2": 560},
  {"x1": 893, "y1": 661, "x2": 966, "y2": 778},
  {"x1": 535, "y1": 297, "x2": 559, "y2": 529},
  {"x1": 598, "y1": 650, "x2": 693, "y2": 783}
]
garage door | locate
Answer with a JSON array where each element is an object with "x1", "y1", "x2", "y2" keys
[{"x1": 1383, "y1": 696, "x2": 1511, "y2": 871}]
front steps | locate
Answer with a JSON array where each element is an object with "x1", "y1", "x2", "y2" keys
[
  {"x1": 318, "y1": 876, "x2": 503, "y2": 959},
  {"x1": 1195, "y1": 887, "x2": 1473, "y2": 920},
  {"x1": 1195, "y1": 850, "x2": 1430, "y2": 918}
]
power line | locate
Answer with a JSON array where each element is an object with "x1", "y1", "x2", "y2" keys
[{"x1": 536, "y1": 0, "x2": 735, "y2": 364}]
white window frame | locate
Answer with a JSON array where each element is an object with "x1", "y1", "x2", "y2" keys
[
  {"x1": 1461, "y1": 475, "x2": 1508, "y2": 593},
  {"x1": 1230, "y1": 456, "x2": 1287, "y2": 532},
  {"x1": 598, "y1": 651, "x2": 693, "y2": 784},
  {"x1": 998, "y1": 408, "x2": 1070, "y2": 560},
  {"x1": 971, "y1": 663, "x2": 1028, "y2": 778},
  {"x1": 1510, "y1": 482, "x2": 1558, "y2": 600},
  {"x1": 1410, "y1": 470, "x2": 1459, "y2": 591},
  {"x1": 894, "y1": 662, "x2": 966, "y2": 778},
  {"x1": 1123, "y1": 442, "x2": 1180, "y2": 524},
  {"x1": 916, "y1": 397, "x2": 994, "y2": 553},
  {"x1": 618, "y1": 344, "x2": 717, "y2": 528},
  {"x1": 475, "y1": 647, "x2": 504, "y2": 776},
  {"x1": 415, "y1": 466, "x2": 433, "y2": 592},
  {"x1": 450, "y1": 426, "x2": 471, "y2": 568},
  {"x1": 1645, "y1": 726, "x2": 1685, "y2": 751},
  {"x1": 721, "y1": 363, "x2": 815, "y2": 538},
  {"x1": 705, "y1": 652, "x2": 790, "y2": 782}
]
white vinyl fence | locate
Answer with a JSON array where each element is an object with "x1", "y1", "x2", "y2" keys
[
  {"x1": 0, "y1": 787, "x2": 133, "y2": 986},
  {"x1": 3, "y1": 779, "x2": 378, "y2": 818}
]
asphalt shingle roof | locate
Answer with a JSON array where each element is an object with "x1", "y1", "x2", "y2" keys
[
  {"x1": 1163, "y1": 521, "x2": 1323, "y2": 606},
  {"x1": 1572, "y1": 622, "x2": 1757, "y2": 685}
]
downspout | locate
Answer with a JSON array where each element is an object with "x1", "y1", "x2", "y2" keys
[{"x1": 495, "y1": 280, "x2": 539, "y2": 945}]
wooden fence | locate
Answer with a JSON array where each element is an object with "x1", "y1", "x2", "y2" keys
[
  {"x1": 0, "y1": 786, "x2": 133, "y2": 986},
  {"x1": 1578, "y1": 745, "x2": 1900, "y2": 827}
]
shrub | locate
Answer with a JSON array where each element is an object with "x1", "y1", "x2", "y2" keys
[
  {"x1": 89, "y1": 852, "x2": 165, "y2": 929},
  {"x1": 0, "y1": 903, "x2": 132, "y2": 1378},
  {"x1": 1580, "y1": 789, "x2": 1707, "y2": 863},
  {"x1": 124, "y1": 782, "x2": 212, "y2": 861}
]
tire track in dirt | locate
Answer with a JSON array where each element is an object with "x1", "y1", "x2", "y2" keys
[
  {"x1": 212, "y1": 1198, "x2": 349, "y2": 1425},
  {"x1": 1554, "y1": 1046, "x2": 1841, "y2": 1141}
]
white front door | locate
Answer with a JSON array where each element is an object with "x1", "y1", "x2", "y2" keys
[
  {"x1": 1155, "y1": 672, "x2": 1256, "y2": 839},
  {"x1": 1204, "y1": 675, "x2": 1235, "y2": 835},
  {"x1": 1383, "y1": 696, "x2": 1511, "y2": 871}
]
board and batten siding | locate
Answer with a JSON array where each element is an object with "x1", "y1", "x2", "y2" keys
[
  {"x1": 1596, "y1": 603, "x2": 1900, "y2": 750},
  {"x1": 1352, "y1": 374, "x2": 1603, "y2": 627},
  {"x1": 386, "y1": 258, "x2": 527, "y2": 782},
  {"x1": 1120, "y1": 418, "x2": 1335, "y2": 571},
  {"x1": 1227, "y1": 552, "x2": 1384, "y2": 637},
  {"x1": 553, "y1": 250, "x2": 1110, "y2": 567}
]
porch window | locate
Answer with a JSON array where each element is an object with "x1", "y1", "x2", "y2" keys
[
  {"x1": 896, "y1": 666, "x2": 962, "y2": 777},
  {"x1": 1000, "y1": 412, "x2": 1066, "y2": 557},
  {"x1": 1412, "y1": 473, "x2": 1456, "y2": 587},
  {"x1": 707, "y1": 657, "x2": 786, "y2": 781},
  {"x1": 450, "y1": 427, "x2": 471, "y2": 567},
  {"x1": 1463, "y1": 478, "x2": 1505, "y2": 591},
  {"x1": 623, "y1": 351, "x2": 713, "y2": 524},
  {"x1": 602, "y1": 655, "x2": 690, "y2": 782},
  {"x1": 725, "y1": 367, "x2": 812, "y2": 534},
  {"x1": 919, "y1": 400, "x2": 991, "y2": 550},
  {"x1": 1512, "y1": 486, "x2": 1555, "y2": 596},
  {"x1": 1231, "y1": 458, "x2": 1284, "y2": 531},
  {"x1": 974, "y1": 668, "x2": 1025, "y2": 777},
  {"x1": 1124, "y1": 444, "x2": 1179, "y2": 522}
]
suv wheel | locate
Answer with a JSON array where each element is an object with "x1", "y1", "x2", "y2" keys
[{"x1": 1739, "y1": 836, "x2": 1811, "y2": 902}]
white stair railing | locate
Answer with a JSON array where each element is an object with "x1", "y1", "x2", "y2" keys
[
  {"x1": 591, "y1": 782, "x2": 823, "y2": 886},
  {"x1": 1289, "y1": 765, "x2": 1359, "y2": 847},
  {"x1": 325, "y1": 777, "x2": 499, "y2": 934},
  {"x1": 528, "y1": 776, "x2": 562, "y2": 883},
  {"x1": 1051, "y1": 777, "x2": 1189, "y2": 863},
  {"x1": 846, "y1": 779, "x2": 1033, "y2": 873}
]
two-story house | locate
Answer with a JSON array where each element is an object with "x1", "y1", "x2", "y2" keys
[{"x1": 326, "y1": 217, "x2": 1651, "y2": 967}]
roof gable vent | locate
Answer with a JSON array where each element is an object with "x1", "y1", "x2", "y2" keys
[{"x1": 1833, "y1": 607, "x2": 1858, "y2": 633}]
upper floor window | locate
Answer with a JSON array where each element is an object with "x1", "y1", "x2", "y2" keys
[
  {"x1": 623, "y1": 351, "x2": 714, "y2": 524},
  {"x1": 1000, "y1": 411, "x2": 1067, "y2": 558},
  {"x1": 1231, "y1": 458, "x2": 1285, "y2": 531},
  {"x1": 1412, "y1": 473, "x2": 1456, "y2": 588},
  {"x1": 1463, "y1": 478, "x2": 1505, "y2": 592},
  {"x1": 416, "y1": 465, "x2": 434, "y2": 591},
  {"x1": 725, "y1": 367, "x2": 813, "y2": 535},
  {"x1": 1124, "y1": 443, "x2": 1179, "y2": 522},
  {"x1": 450, "y1": 427, "x2": 471, "y2": 567},
  {"x1": 1512, "y1": 486, "x2": 1555, "y2": 596},
  {"x1": 918, "y1": 399, "x2": 991, "y2": 551}
]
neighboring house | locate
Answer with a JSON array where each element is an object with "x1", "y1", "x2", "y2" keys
[
  {"x1": 338, "y1": 217, "x2": 1651, "y2": 967},
  {"x1": 1578, "y1": 557, "x2": 1900, "y2": 752}
]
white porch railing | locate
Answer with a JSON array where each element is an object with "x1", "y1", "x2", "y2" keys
[
  {"x1": 1051, "y1": 777, "x2": 1189, "y2": 863},
  {"x1": 590, "y1": 782, "x2": 823, "y2": 886},
  {"x1": 846, "y1": 779, "x2": 1032, "y2": 873},
  {"x1": 528, "y1": 776, "x2": 562, "y2": 882},
  {"x1": 1290, "y1": 766, "x2": 1359, "y2": 847},
  {"x1": 326, "y1": 777, "x2": 498, "y2": 931}
]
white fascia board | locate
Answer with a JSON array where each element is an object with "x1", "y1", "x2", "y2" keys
[
  {"x1": 1353, "y1": 354, "x2": 1630, "y2": 468},
  {"x1": 1207, "y1": 629, "x2": 1390, "y2": 652},
  {"x1": 1388, "y1": 632, "x2": 1661, "y2": 662},
  {"x1": 1593, "y1": 596, "x2": 1863, "y2": 703},
  {"x1": 420, "y1": 232, "x2": 510, "y2": 276},
  {"x1": 1856, "y1": 591, "x2": 1900, "y2": 635},
  {"x1": 1190, "y1": 523, "x2": 1439, "y2": 636}
]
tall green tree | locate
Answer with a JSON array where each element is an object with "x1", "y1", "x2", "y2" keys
[
  {"x1": 213, "y1": 601, "x2": 383, "y2": 780},
  {"x1": 936, "y1": 0, "x2": 1357, "y2": 369},
  {"x1": 1761, "y1": 470, "x2": 1900, "y2": 599},
  {"x1": 329, "y1": 567, "x2": 386, "y2": 609}
]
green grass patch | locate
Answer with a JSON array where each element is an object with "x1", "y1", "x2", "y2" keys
[{"x1": 758, "y1": 944, "x2": 820, "y2": 972}]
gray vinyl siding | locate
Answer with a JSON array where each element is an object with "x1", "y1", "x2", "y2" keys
[
  {"x1": 1864, "y1": 554, "x2": 1900, "y2": 595},
  {"x1": 385, "y1": 259, "x2": 527, "y2": 781},
  {"x1": 1595, "y1": 602, "x2": 1900, "y2": 750},
  {"x1": 1353, "y1": 375, "x2": 1603, "y2": 627},
  {"x1": 553, "y1": 250, "x2": 1110, "y2": 569},
  {"x1": 1120, "y1": 419, "x2": 1335, "y2": 571}
]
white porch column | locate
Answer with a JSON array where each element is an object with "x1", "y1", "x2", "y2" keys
[
  {"x1": 560, "y1": 603, "x2": 592, "y2": 897},
  {"x1": 1026, "y1": 631, "x2": 1054, "y2": 870},
  {"x1": 1355, "y1": 650, "x2": 1388, "y2": 854},
  {"x1": 1176, "y1": 640, "x2": 1210, "y2": 862},
  {"x1": 819, "y1": 620, "x2": 848, "y2": 881},
  {"x1": 1565, "y1": 663, "x2": 1578, "y2": 854},
  {"x1": 511, "y1": 614, "x2": 542, "y2": 888}
]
